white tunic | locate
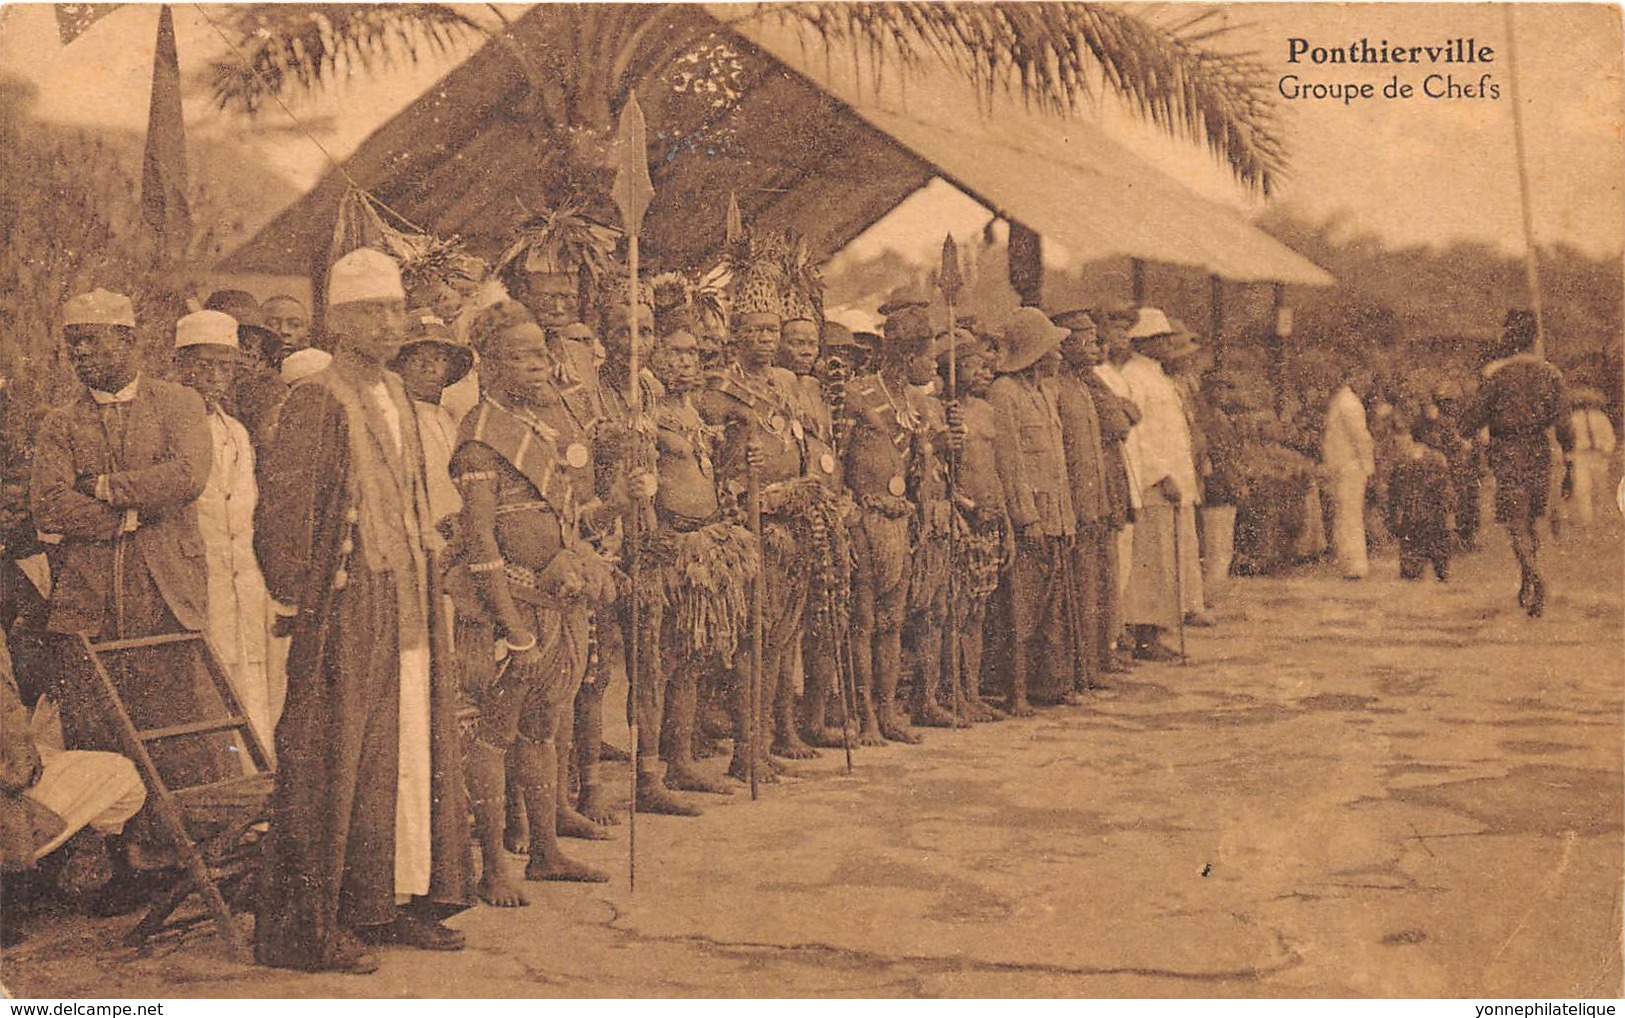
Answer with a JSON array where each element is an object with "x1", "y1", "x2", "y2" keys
[
  {"x1": 1320, "y1": 386, "x2": 1375, "y2": 478},
  {"x1": 1118, "y1": 354, "x2": 1199, "y2": 506},
  {"x1": 197, "y1": 411, "x2": 280, "y2": 746}
]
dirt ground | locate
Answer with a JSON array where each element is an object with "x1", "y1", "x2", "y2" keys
[{"x1": 3, "y1": 503, "x2": 1621, "y2": 999}]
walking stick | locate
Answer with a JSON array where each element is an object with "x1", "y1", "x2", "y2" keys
[
  {"x1": 827, "y1": 586, "x2": 853, "y2": 775},
  {"x1": 938, "y1": 235, "x2": 966, "y2": 720},
  {"x1": 745, "y1": 450, "x2": 763, "y2": 801},
  {"x1": 825, "y1": 390, "x2": 854, "y2": 775},
  {"x1": 1170, "y1": 499, "x2": 1188, "y2": 667},
  {"x1": 612, "y1": 92, "x2": 654, "y2": 890}
]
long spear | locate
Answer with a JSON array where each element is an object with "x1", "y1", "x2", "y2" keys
[
  {"x1": 938, "y1": 234, "x2": 966, "y2": 721},
  {"x1": 612, "y1": 91, "x2": 655, "y2": 892}
]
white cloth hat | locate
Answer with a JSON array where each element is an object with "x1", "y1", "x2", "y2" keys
[
  {"x1": 1125, "y1": 307, "x2": 1175, "y2": 340},
  {"x1": 328, "y1": 248, "x2": 405, "y2": 306},
  {"x1": 280, "y1": 347, "x2": 333, "y2": 383},
  {"x1": 175, "y1": 310, "x2": 240, "y2": 350},
  {"x1": 62, "y1": 288, "x2": 136, "y2": 328}
]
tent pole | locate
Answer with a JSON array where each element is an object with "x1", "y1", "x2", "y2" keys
[
  {"x1": 1209, "y1": 275, "x2": 1224, "y2": 365},
  {"x1": 310, "y1": 246, "x2": 329, "y2": 350},
  {"x1": 1269, "y1": 282, "x2": 1287, "y2": 414}
]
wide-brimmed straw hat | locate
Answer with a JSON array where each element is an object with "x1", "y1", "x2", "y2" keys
[{"x1": 1127, "y1": 307, "x2": 1200, "y2": 363}]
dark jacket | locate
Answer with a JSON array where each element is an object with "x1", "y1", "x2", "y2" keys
[
  {"x1": 988, "y1": 373, "x2": 1074, "y2": 538},
  {"x1": 1051, "y1": 372, "x2": 1114, "y2": 527},
  {"x1": 1461, "y1": 356, "x2": 1571, "y2": 446},
  {"x1": 30, "y1": 376, "x2": 212, "y2": 635}
]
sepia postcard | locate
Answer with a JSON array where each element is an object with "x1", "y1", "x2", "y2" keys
[{"x1": 0, "y1": 0, "x2": 1620, "y2": 1002}]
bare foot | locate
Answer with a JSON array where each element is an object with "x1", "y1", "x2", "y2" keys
[
  {"x1": 971, "y1": 698, "x2": 1008, "y2": 723},
  {"x1": 772, "y1": 733, "x2": 821, "y2": 760},
  {"x1": 525, "y1": 854, "x2": 609, "y2": 883},
  {"x1": 857, "y1": 724, "x2": 887, "y2": 748},
  {"x1": 557, "y1": 808, "x2": 611, "y2": 841},
  {"x1": 726, "y1": 751, "x2": 781, "y2": 784},
  {"x1": 1006, "y1": 698, "x2": 1036, "y2": 718},
  {"x1": 636, "y1": 780, "x2": 701, "y2": 816},
  {"x1": 665, "y1": 766, "x2": 735, "y2": 795},
  {"x1": 503, "y1": 823, "x2": 530, "y2": 856},
  {"x1": 577, "y1": 791, "x2": 621, "y2": 827},
  {"x1": 913, "y1": 700, "x2": 959, "y2": 728},
  {"x1": 598, "y1": 741, "x2": 631, "y2": 763},
  {"x1": 804, "y1": 725, "x2": 851, "y2": 749},
  {"x1": 880, "y1": 720, "x2": 922, "y2": 745},
  {"x1": 478, "y1": 871, "x2": 531, "y2": 907}
]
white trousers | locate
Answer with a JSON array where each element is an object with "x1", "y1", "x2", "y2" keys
[
  {"x1": 1201, "y1": 505, "x2": 1237, "y2": 594},
  {"x1": 1567, "y1": 451, "x2": 1611, "y2": 527},
  {"x1": 1330, "y1": 468, "x2": 1370, "y2": 578},
  {"x1": 28, "y1": 748, "x2": 147, "y2": 861},
  {"x1": 395, "y1": 644, "x2": 432, "y2": 898}
]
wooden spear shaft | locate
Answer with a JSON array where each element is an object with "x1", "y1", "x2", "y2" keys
[{"x1": 627, "y1": 231, "x2": 641, "y2": 892}]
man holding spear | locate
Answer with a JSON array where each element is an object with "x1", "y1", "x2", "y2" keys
[{"x1": 695, "y1": 240, "x2": 812, "y2": 788}]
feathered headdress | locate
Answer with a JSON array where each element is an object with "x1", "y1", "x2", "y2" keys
[
  {"x1": 775, "y1": 231, "x2": 824, "y2": 325},
  {"x1": 722, "y1": 228, "x2": 787, "y2": 320},
  {"x1": 649, "y1": 270, "x2": 726, "y2": 335},
  {"x1": 594, "y1": 262, "x2": 656, "y2": 318},
  {"x1": 497, "y1": 198, "x2": 620, "y2": 291},
  {"x1": 399, "y1": 234, "x2": 485, "y2": 301}
]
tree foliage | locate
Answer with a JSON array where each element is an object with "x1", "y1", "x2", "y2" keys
[
  {"x1": 0, "y1": 75, "x2": 243, "y2": 449},
  {"x1": 205, "y1": 2, "x2": 1286, "y2": 195}
]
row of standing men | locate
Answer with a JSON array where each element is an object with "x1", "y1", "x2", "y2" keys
[{"x1": 12, "y1": 241, "x2": 1219, "y2": 972}]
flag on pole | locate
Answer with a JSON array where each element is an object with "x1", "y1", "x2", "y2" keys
[
  {"x1": 611, "y1": 92, "x2": 654, "y2": 238},
  {"x1": 141, "y1": 4, "x2": 191, "y2": 265},
  {"x1": 54, "y1": 3, "x2": 120, "y2": 45}
]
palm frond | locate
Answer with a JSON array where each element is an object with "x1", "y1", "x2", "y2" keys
[
  {"x1": 769, "y1": 2, "x2": 1285, "y2": 194},
  {"x1": 206, "y1": 4, "x2": 485, "y2": 114}
]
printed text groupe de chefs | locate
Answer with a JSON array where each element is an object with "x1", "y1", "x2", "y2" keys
[{"x1": 1280, "y1": 37, "x2": 1500, "y2": 104}]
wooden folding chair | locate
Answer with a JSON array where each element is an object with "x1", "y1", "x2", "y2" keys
[{"x1": 77, "y1": 631, "x2": 274, "y2": 959}]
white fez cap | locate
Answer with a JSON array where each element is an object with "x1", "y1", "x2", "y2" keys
[
  {"x1": 1125, "y1": 307, "x2": 1175, "y2": 341},
  {"x1": 62, "y1": 288, "x2": 136, "y2": 328},
  {"x1": 328, "y1": 248, "x2": 405, "y2": 306},
  {"x1": 175, "y1": 310, "x2": 240, "y2": 350},
  {"x1": 280, "y1": 347, "x2": 333, "y2": 384}
]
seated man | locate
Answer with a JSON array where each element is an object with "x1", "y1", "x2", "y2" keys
[{"x1": 2, "y1": 629, "x2": 146, "y2": 944}]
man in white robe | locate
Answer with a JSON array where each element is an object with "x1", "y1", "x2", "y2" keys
[
  {"x1": 171, "y1": 310, "x2": 282, "y2": 750},
  {"x1": 1118, "y1": 309, "x2": 1205, "y2": 661},
  {"x1": 1321, "y1": 370, "x2": 1376, "y2": 579}
]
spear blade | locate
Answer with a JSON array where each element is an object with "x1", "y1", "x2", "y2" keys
[
  {"x1": 725, "y1": 191, "x2": 744, "y2": 246},
  {"x1": 611, "y1": 92, "x2": 654, "y2": 237},
  {"x1": 939, "y1": 233, "x2": 964, "y2": 303}
]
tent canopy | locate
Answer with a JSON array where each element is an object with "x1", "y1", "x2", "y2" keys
[{"x1": 219, "y1": 4, "x2": 1331, "y2": 288}]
